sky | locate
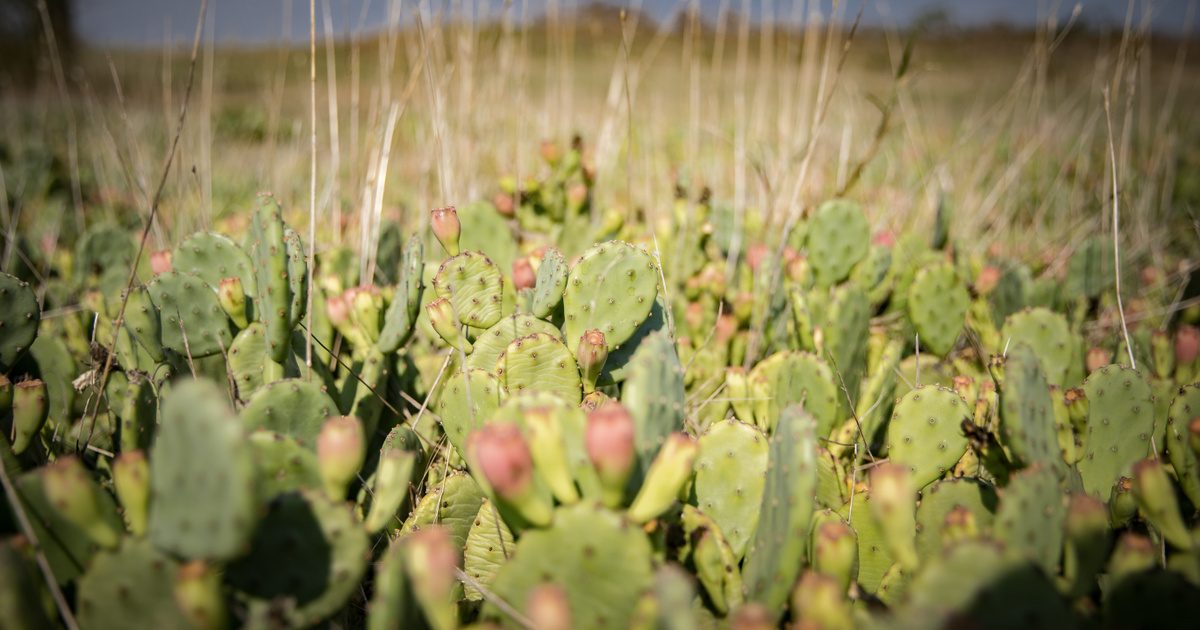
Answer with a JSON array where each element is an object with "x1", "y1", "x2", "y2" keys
[{"x1": 73, "y1": 0, "x2": 1195, "y2": 46}]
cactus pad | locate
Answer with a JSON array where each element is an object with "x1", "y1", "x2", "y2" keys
[
  {"x1": 76, "y1": 539, "x2": 192, "y2": 629},
  {"x1": 694, "y1": 419, "x2": 769, "y2": 558},
  {"x1": 146, "y1": 271, "x2": 232, "y2": 358},
  {"x1": 0, "y1": 272, "x2": 40, "y2": 372},
  {"x1": 487, "y1": 503, "x2": 654, "y2": 630},
  {"x1": 998, "y1": 343, "x2": 1064, "y2": 472},
  {"x1": 400, "y1": 472, "x2": 485, "y2": 550},
  {"x1": 562, "y1": 241, "x2": 659, "y2": 352},
  {"x1": 377, "y1": 234, "x2": 425, "y2": 352},
  {"x1": 249, "y1": 195, "x2": 295, "y2": 362},
  {"x1": 467, "y1": 313, "x2": 564, "y2": 373},
  {"x1": 149, "y1": 379, "x2": 257, "y2": 561},
  {"x1": 619, "y1": 331, "x2": 686, "y2": 475},
  {"x1": 749, "y1": 351, "x2": 839, "y2": 437},
  {"x1": 122, "y1": 286, "x2": 163, "y2": 361},
  {"x1": 239, "y1": 378, "x2": 338, "y2": 449},
  {"x1": 807, "y1": 199, "x2": 870, "y2": 287},
  {"x1": 432, "y1": 251, "x2": 504, "y2": 329},
  {"x1": 1164, "y1": 384, "x2": 1200, "y2": 507},
  {"x1": 907, "y1": 262, "x2": 969, "y2": 357},
  {"x1": 496, "y1": 332, "x2": 581, "y2": 404},
  {"x1": 887, "y1": 385, "x2": 971, "y2": 488},
  {"x1": 1077, "y1": 365, "x2": 1155, "y2": 498},
  {"x1": 173, "y1": 231, "x2": 257, "y2": 318},
  {"x1": 1000, "y1": 308, "x2": 1073, "y2": 387},
  {"x1": 249, "y1": 430, "x2": 322, "y2": 499},
  {"x1": 529, "y1": 247, "x2": 568, "y2": 319},
  {"x1": 434, "y1": 368, "x2": 503, "y2": 456},
  {"x1": 914, "y1": 477, "x2": 997, "y2": 560},
  {"x1": 227, "y1": 322, "x2": 281, "y2": 400},
  {"x1": 463, "y1": 498, "x2": 515, "y2": 601},
  {"x1": 993, "y1": 464, "x2": 1064, "y2": 573}
]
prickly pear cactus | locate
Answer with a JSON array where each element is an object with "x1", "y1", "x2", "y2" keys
[
  {"x1": 993, "y1": 464, "x2": 1065, "y2": 573},
  {"x1": 249, "y1": 195, "x2": 296, "y2": 362},
  {"x1": 998, "y1": 343, "x2": 1064, "y2": 473},
  {"x1": 619, "y1": 331, "x2": 686, "y2": 476},
  {"x1": 173, "y1": 231, "x2": 257, "y2": 317},
  {"x1": 249, "y1": 430, "x2": 322, "y2": 499},
  {"x1": 743, "y1": 406, "x2": 819, "y2": 617},
  {"x1": 529, "y1": 246, "x2": 567, "y2": 319},
  {"x1": 377, "y1": 234, "x2": 425, "y2": 352},
  {"x1": 239, "y1": 378, "x2": 339, "y2": 448},
  {"x1": 467, "y1": 313, "x2": 564, "y2": 372},
  {"x1": 1164, "y1": 384, "x2": 1200, "y2": 507},
  {"x1": 563, "y1": 241, "x2": 659, "y2": 352},
  {"x1": 0, "y1": 272, "x2": 41, "y2": 372},
  {"x1": 807, "y1": 199, "x2": 869, "y2": 287},
  {"x1": 435, "y1": 368, "x2": 503, "y2": 456},
  {"x1": 694, "y1": 419, "x2": 769, "y2": 558},
  {"x1": 487, "y1": 503, "x2": 654, "y2": 630},
  {"x1": 1000, "y1": 308, "x2": 1074, "y2": 386},
  {"x1": 146, "y1": 270, "x2": 232, "y2": 358},
  {"x1": 462, "y1": 498, "x2": 515, "y2": 602},
  {"x1": 749, "y1": 351, "x2": 839, "y2": 437},
  {"x1": 823, "y1": 283, "x2": 870, "y2": 408},
  {"x1": 122, "y1": 285, "x2": 163, "y2": 361},
  {"x1": 914, "y1": 477, "x2": 997, "y2": 560},
  {"x1": 1077, "y1": 365, "x2": 1155, "y2": 498},
  {"x1": 432, "y1": 251, "x2": 504, "y2": 329},
  {"x1": 907, "y1": 261, "x2": 969, "y2": 357},
  {"x1": 495, "y1": 332, "x2": 581, "y2": 404},
  {"x1": 228, "y1": 322, "x2": 281, "y2": 400},
  {"x1": 148, "y1": 379, "x2": 257, "y2": 561},
  {"x1": 76, "y1": 539, "x2": 193, "y2": 629},
  {"x1": 887, "y1": 385, "x2": 971, "y2": 488},
  {"x1": 400, "y1": 471, "x2": 486, "y2": 550}
]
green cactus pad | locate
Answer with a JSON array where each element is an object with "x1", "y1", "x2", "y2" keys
[
  {"x1": 378, "y1": 234, "x2": 425, "y2": 352},
  {"x1": 14, "y1": 470, "x2": 98, "y2": 584},
  {"x1": 173, "y1": 231, "x2": 257, "y2": 318},
  {"x1": 619, "y1": 331, "x2": 686, "y2": 476},
  {"x1": 1077, "y1": 365, "x2": 1155, "y2": 498},
  {"x1": 121, "y1": 285, "x2": 163, "y2": 361},
  {"x1": 849, "y1": 243, "x2": 893, "y2": 306},
  {"x1": 999, "y1": 307, "x2": 1073, "y2": 387},
  {"x1": 1064, "y1": 237, "x2": 1114, "y2": 301},
  {"x1": 249, "y1": 430, "x2": 322, "y2": 500},
  {"x1": 0, "y1": 272, "x2": 40, "y2": 373},
  {"x1": 227, "y1": 322, "x2": 282, "y2": 401},
  {"x1": 529, "y1": 247, "x2": 567, "y2": 319},
  {"x1": 146, "y1": 271, "x2": 232, "y2": 358},
  {"x1": 1164, "y1": 384, "x2": 1200, "y2": 507},
  {"x1": 749, "y1": 351, "x2": 839, "y2": 437},
  {"x1": 0, "y1": 542, "x2": 55, "y2": 628},
  {"x1": 28, "y1": 334, "x2": 76, "y2": 427},
  {"x1": 562, "y1": 241, "x2": 659, "y2": 352},
  {"x1": 694, "y1": 419, "x2": 768, "y2": 558},
  {"x1": 75, "y1": 223, "x2": 141, "y2": 291},
  {"x1": 239, "y1": 378, "x2": 338, "y2": 449},
  {"x1": 463, "y1": 498, "x2": 515, "y2": 602},
  {"x1": 807, "y1": 199, "x2": 870, "y2": 287},
  {"x1": 836, "y1": 493, "x2": 894, "y2": 594},
  {"x1": 824, "y1": 283, "x2": 870, "y2": 410},
  {"x1": 680, "y1": 505, "x2": 743, "y2": 616},
  {"x1": 907, "y1": 262, "x2": 969, "y2": 357},
  {"x1": 886, "y1": 385, "x2": 971, "y2": 488},
  {"x1": 434, "y1": 368, "x2": 503, "y2": 456},
  {"x1": 149, "y1": 379, "x2": 257, "y2": 561},
  {"x1": 743, "y1": 407, "x2": 819, "y2": 616},
  {"x1": 432, "y1": 251, "x2": 504, "y2": 329},
  {"x1": 249, "y1": 195, "x2": 294, "y2": 362},
  {"x1": 283, "y1": 227, "x2": 308, "y2": 329},
  {"x1": 999, "y1": 343, "x2": 1065, "y2": 473},
  {"x1": 363, "y1": 425, "x2": 425, "y2": 532},
  {"x1": 487, "y1": 502, "x2": 654, "y2": 630},
  {"x1": 914, "y1": 477, "x2": 998, "y2": 560},
  {"x1": 815, "y1": 449, "x2": 849, "y2": 509},
  {"x1": 993, "y1": 465, "x2": 1065, "y2": 573},
  {"x1": 467, "y1": 313, "x2": 564, "y2": 373},
  {"x1": 227, "y1": 490, "x2": 370, "y2": 628},
  {"x1": 76, "y1": 539, "x2": 192, "y2": 629},
  {"x1": 457, "y1": 200, "x2": 519, "y2": 273},
  {"x1": 495, "y1": 332, "x2": 581, "y2": 405},
  {"x1": 400, "y1": 472, "x2": 486, "y2": 551}
]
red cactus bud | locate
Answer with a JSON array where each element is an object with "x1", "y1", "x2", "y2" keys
[
  {"x1": 527, "y1": 583, "x2": 572, "y2": 630},
  {"x1": 468, "y1": 423, "x2": 534, "y2": 500},
  {"x1": 540, "y1": 140, "x2": 560, "y2": 165},
  {"x1": 746, "y1": 243, "x2": 769, "y2": 273},
  {"x1": 430, "y1": 206, "x2": 461, "y2": 256},
  {"x1": 685, "y1": 302, "x2": 705, "y2": 333},
  {"x1": 585, "y1": 403, "x2": 635, "y2": 487},
  {"x1": 873, "y1": 230, "x2": 896, "y2": 248},
  {"x1": 407, "y1": 526, "x2": 459, "y2": 594},
  {"x1": 715, "y1": 314, "x2": 738, "y2": 345},
  {"x1": 567, "y1": 182, "x2": 588, "y2": 207},
  {"x1": 1141, "y1": 266, "x2": 1161, "y2": 287},
  {"x1": 1086, "y1": 347, "x2": 1112, "y2": 374},
  {"x1": 317, "y1": 416, "x2": 366, "y2": 500},
  {"x1": 577, "y1": 329, "x2": 609, "y2": 393},
  {"x1": 512, "y1": 257, "x2": 537, "y2": 291},
  {"x1": 325, "y1": 292, "x2": 350, "y2": 327},
  {"x1": 427, "y1": 297, "x2": 472, "y2": 354},
  {"x1": 493, "y1": 192, "x2": 516, "y2": 217},
  {"x1": 975, "y1": 265, "x2": 1001, "y2": 295},
  {"x1": 1177, "y1": 325, "x2": 1199, "y2": 366},
  {"x1": 150, "y1": 249, "x2": 173, "y2": 275}
]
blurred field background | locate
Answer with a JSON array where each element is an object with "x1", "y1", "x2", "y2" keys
[{"x1": 1, "y1": 0, "x2": 1199, "y2": 290}]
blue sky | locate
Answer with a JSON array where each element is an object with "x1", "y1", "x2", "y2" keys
[{"x1": 75, "y1": 1, "x2": 1194, "y2": 46}]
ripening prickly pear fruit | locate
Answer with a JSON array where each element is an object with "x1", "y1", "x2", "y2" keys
[
  {"x1": 974, "y1": 265, "x2": 1001, "y2": 295},
  {"x1": 527, "y1": 583, "x2": 572, "y2": 630},
  {"x1": 150, "y1": 249, "x2": 173, "y2": 274},
  {"x1": 11, "y1": 379, "x2": 48, "y2": 455},
  {"x1": 812, "y1": 520, "x2": 858, "y2": 593},
  {"x1": 1109, "y1": 476, "x2": 1136, "y2": 527},
  {"x1": 174, "y1": 561, "x2": 226, "y2": 630},
  {"x1": 405, "y1": 526, "x2": 459, "y2": 630},
  {"x1": 1131, "y1": 458, "x2": 1192, "y2": 549},
  {"x1": 585, "y1": 403, "x2": 635, "y2": 508},
  {"x1": 42, "y1": 457, "x2": 121, "y2": 549},
  {"x1": 627, "y1": 433, "x2": 698, "y2": 524},
  {"x1": 512, "y1": 257, "x2": 536, "y2": 292},
  {"x1": 430, "y1": 206, "x2": 461, "y2": 256},
  {"x1": 493, "y1": 191, "x2": 516, "y2": 217},
  {"x1": 524, "y1": 406, "x2": 580, "y2": 505},
  {"x1": 746, "y1": 243, "x2": 769, "y2": 274},
  {"x1": 1064, "y1": 387, "x2": 1088, "y2": 435},
  {"x1": 1085, "y1": 347, "x2": 1111, "y2": 374},
  {"x1": 350, "y1": 285, "x2": 383, "y2": 343},
  {"x1": 1107, "y1": 532, "x2": 1156, "y2": 588},
  {"x1": 577, "y1": 329, "x2": 608, "y2": 393},
  {"x1": 427, "y1": 298, "x2": 472, "y2": 355},
  {"x1": 540, "y1": 139, "x2": 560, "y2": 165},
  {"x1": 467, "y1": 423, "x2": 552, "y2": 526},
  {"x1": 1177, "y1": 325, "x2": 1199, "y2": 382},
  {"x1": 868, "y1": 462, "x2": 919, "y2": 572},
  {"x1": 317, "y1": 416, "x2": 366, "y2": 500},
  {"x1": 217, "y1": 277, "x2": 249, "y2": 328},
  {"x1": 113, "y1": 451, "x2": 150, "y2": 536},
  {"x1": 790, "y1": 571, "x2": 854, "y2": 630},
  {"x1": 730, "y1": 602, "x2": 774, "y2": 630}
]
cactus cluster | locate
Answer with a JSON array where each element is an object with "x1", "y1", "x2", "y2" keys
[{"x1": 3, "y1": 138, "x2": 1200, "y2": 630}]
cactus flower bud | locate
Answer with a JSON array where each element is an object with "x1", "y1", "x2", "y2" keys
[
  {"x1": 868, "y1": 462, "x2": 918, "y2": 571},
  {"x1": 150, "y1": 249, "x2": 173, "y2": 274},
  {"x1": 975, "y1": 265, "x2": 1001, "y2": 295},
  {"x1": 872, "y1": 230, "x2": 896, "y2": 248},
  {"x1": 1085, "y1": 347, "x2": 1111, "y2": 374},
  {"x1": 1108, "y1": 532, "x2": 1156, "y2": 587},
  {"x1": 527, "y1": 583, "x2": 572, "y2": 630},
  {"x1": 627, "y1": 433, "x2": 698, "y2": 524},
  {"x1": 714, "y1": 314, "x2": 738, "y2": 346},
  {"x1": 746, "y1": 243, "x2": 769, "y2": 274},
  {"x1": 790, "y1": 571, "x2": 853, "y2": 630},
  {"x1": 1177, "y1": 325, "x2": 1199, "y2": 367},
  {"x1": 467, "y1": 423, "x2": 552, "y2": 526},
  {"x1": 326, "y1": 291, "x2": 350, "y2": 327},
  {"x1": 405, "y1": 526, "x2": 460, "y2": 630},
  {"x1": 317, "y1": 416, "x2": 366, "y2": 500},
  {"x1": 512, "y1": 257, "x2": 536, "y2": 292},
  {"x1": 1062, "y1": 493, "x2": 1110, "y2": 598},
  {"x1": 577, "y1": 329, "x2": 608, "y2": 393},
  {"x1": 580, "y1": 390, "x2": 610, "y2": 413},
  {"x1": 430, "y1": 206, "x2": 461, "y2": 256},
  {"x1": 42, "y1": 456, "x2": 121, "y2": 549},
  {"x1": 217, "y1": 277, "x2": 249, "y2": 328},
  {"x1": 426, "y1": 298, "x2": 472, "y2": 355},
  {"x1": 731, "y1": 602, "x2": 775, "y2": 630},
  {"x1": 566, "y1": 182, "x2": 589, "y2": 211},
  {"x1": 350, "y1": 285, "x2": 383, "y2": 343},
  {"x1": 1109, "y1": 476, "x2": 1136, "y2": 527},
  {"x1": 524, "y1": 406, "x2": 580, "y2": 505},
  {"x1": 1131, "y1": 458, "x2": 1192, "y2": 549},
  {"x1": 952, "y1": 375, "x2": 977, "y2": 405},
  {"x1": 175, "y1": 561, "x2": 226, "y2": 630},
  {"x1": 113, "y1": 451, "x2": 150, "y2": 536},
  {"x1": 540, "y1": 139, "x2": 561, "y2": 165},
  {"x1": 586, "y1": 403, "x2": 635, "y2": 508},
  {"x1": 11, "y1": 379, "x2": 48, "y2": 455},
  {"x1": 493, "y1": 192, "x2": 516, "y2": 217},
  {"x1": 812, "y1": 519, "x2": 858, "y2": 592}
]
